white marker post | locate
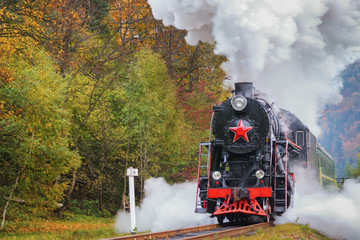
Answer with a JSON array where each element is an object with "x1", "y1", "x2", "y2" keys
[{"x1": 126, "y1": 167, "x2": 138, "y2": 234}]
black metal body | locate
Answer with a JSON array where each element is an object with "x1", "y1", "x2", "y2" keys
[{"x1": 196, "y1": 82, "x2": 336, "y2": 223}]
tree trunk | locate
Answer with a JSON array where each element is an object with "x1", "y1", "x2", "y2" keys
[
  {"x1": 99, "y1": 188, "x2": 103, "y2": 211},
  {"x1": 0, "y1": 167, "x2": 24, "y2": 231},
  {"x1": 1, "y1": 130, "x2": 35, "y2": 230},
  {"x1": 63, "y1": 168, "x2": 77, "y2": 209}
]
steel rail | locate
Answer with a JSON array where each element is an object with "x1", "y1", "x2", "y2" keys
[
  {"x1": 182, "y1": 222, "x2": 271, "y2": 239},
  {"x1": 102, "y1": 222, "x2": 271, "y2": 240},
  {"x1": 101, "y1": 223, "x2": 219, "y2": 240}
]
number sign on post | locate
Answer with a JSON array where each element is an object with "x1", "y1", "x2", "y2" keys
[
  {"x1": 127, "y1": 168, "x2": 138, "y2": 177},
  {"x1": 127, "y1": 167, "x2": 138, "y2": 234}
]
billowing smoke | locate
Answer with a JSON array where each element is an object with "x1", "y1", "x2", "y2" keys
[
  {"x1": 276, "y1": 168, "x2": 360, "y2": 240},
  {"x1": 115, "y1": 178, "x2": 214, "y2": 233},
  {"x1": 148, "y1": 0, "x2": 360, "y2": 135}
]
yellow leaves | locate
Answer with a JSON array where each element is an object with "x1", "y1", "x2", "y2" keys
[
  {"x1": 0, "y1": 6, "x2": 6, "y2": 15},
  {"x1": 1, "y1": 7, "x2": 18, "y2": 22}
]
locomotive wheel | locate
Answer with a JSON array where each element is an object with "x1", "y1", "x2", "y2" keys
[
  {"x1": 263, "y1": 198, "x2": 271, "y2": 222},
  {"x1": 217, "y1": 215, "x2": 225, "y2": 224},
  {"x1": 227, "y1": 214, "x2": 234, "y2": 223}
]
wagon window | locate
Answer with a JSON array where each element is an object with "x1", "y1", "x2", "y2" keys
[{"x1": 296, "y1": 131, "x2": 304, "y2": 146}]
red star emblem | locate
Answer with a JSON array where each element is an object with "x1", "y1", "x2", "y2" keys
[{"x1": 229, "y1": 120, "x2": 253, "y2": 142}]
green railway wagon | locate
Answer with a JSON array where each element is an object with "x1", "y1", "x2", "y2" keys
[{"x1": 317, "y1": 145, "x2": 337, "y2": 188}]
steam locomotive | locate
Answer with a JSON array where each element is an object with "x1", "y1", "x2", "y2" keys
[{"x1": 195, "y1": 82, "x2": 336, "y2": 223}]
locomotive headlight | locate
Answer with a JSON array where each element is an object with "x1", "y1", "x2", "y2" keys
[
  {"x1": 255, "y1": 170, "x2": 265, "y2": 179},
  {"x1": 212, "y1": 171, "x2": 222, "y2": 180},
  {"x1": 231, "y1": 95, "x2": 247, "y2": 111}
]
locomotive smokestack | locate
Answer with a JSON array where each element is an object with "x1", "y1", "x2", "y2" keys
[{"x1": 235, "y1": 82, "x2": 254, "y2": 98}]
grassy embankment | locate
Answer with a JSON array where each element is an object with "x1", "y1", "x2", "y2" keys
[
  {"x1": 234, "y1": 223, "x2": 335, "y2": 240},
  {"x1": 0, "y1": 214, "x2": 122, "y2": 240},
  {"x1": 0, "y1": 219, "x2": 335, "y2": 240}
]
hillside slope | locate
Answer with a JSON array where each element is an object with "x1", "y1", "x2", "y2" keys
[{"x1": 319, "y1": 61, "x2": 360, "y2": 176}]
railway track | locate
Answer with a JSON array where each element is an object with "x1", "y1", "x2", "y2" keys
[{"x1": 102, "y1": 222, "x2": 271, "y2": 240}]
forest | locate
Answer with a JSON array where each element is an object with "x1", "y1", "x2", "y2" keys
[
  {"x1": 1, "y1": 0, "x2": 359, "y2": 232},
  {"x1": 0, "y1": 0, "x2": 228, "y2": 228},
  {"x1": 319, "y1": 61, "x2": 360, "y2": 177}
]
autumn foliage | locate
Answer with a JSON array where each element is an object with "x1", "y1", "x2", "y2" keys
[
  {"x1": 319, "y1": 61, "x2": 360, "y2": 176},
  {"x1": 0, "y1": 0, "x2": 227, "y2": 229}
]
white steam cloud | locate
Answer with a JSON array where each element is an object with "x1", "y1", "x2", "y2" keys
[
  {"x1": 276, "y1": 168, "x2": 360, "y2": 240},
  {"x1": 115, "y1": 178, "x2": 214, "y2": 233},
  {"x1": 148, "y1": 0, "x2": 360, "y2": 135}
]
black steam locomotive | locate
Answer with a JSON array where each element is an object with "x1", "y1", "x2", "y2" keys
[{"x1": 195, "y1": 82, "x2": 336, "y2": 223}]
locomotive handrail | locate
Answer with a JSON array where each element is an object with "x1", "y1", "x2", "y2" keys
[
  {"x1": 319, "y1": 166, "x2": 338, "y2": 187},
  {"x1": 286, "y1": 138, "x2": 303, "y2": 150},
  {"x1": 195, "y1": 142, "x2": 212, "y2": 213},
  {"x1": 277, "y1": 139, "x2": 302, "y2": 150}
]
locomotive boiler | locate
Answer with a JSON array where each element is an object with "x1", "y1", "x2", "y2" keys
[{"x1": 194, "y1": 82, "x2": 336, "y2": 223}]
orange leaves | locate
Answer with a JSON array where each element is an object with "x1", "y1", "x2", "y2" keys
[
  {"x1": 0, "y1": 66, "x2": 13, "y2": 84},
  {"x1": 109, "y1": 0, "x2": 155, "y2": 47},
  {"x1": 0, "y1": 65, "x2": 21, "y2": 120},
  {"x1": 0, "y1": 103, "x2": 22, "y2": 120},
  {"x1": 41, "y1": 0, "x2": 94, "y2": 73},
  {"x1": 0, "y1": 101, "x2": 6, "y2": 120},
  {"x1": 0, "y1": 0, "x2": 91, "y2": 73},
  {"x1": 0, "y1": 6, "x2": 6, "y2": 16}
]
